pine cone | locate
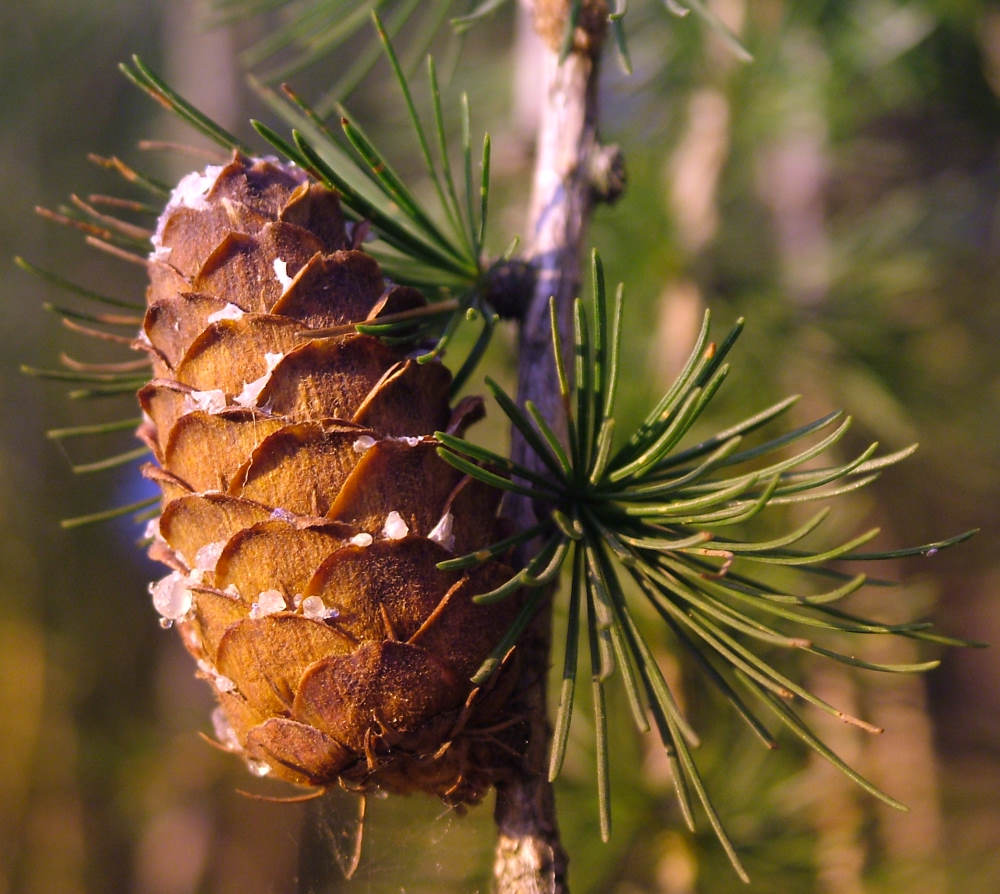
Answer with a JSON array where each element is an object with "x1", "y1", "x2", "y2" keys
[{"x1": 138, "y1": 153, "x2": 520, "y2": 805}]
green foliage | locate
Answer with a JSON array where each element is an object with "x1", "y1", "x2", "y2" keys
[
  {"x1": 212, "y1": 0, "x2": 465, "y2": 116},
  {"x1": 21, "y1": 23, "x2": 504, "y2": 532},
  {"x1": 23, "y1": 35, "x2": 979, "y2": 875},
  {"x1": 207, "y1": 0, "x2": 754, "y2": 100},
  {"x1": 436, "y1": 251, "x2": 976, "y2": 878},
  {"x1": 14, "y1": 2, "x2": 995, "y2": 890},
  {"x1": 123, "y1": 16, "x2": 500, "y2": 392}
]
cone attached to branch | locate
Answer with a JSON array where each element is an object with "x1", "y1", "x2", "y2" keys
[{"x1": 139, "y1": 153, "x2": 521, "y2": 805}]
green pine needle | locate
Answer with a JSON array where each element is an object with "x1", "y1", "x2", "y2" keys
[
  {"x1": 246, "y1": 17, "x2": 501, "y2": 369},
  {"x1": 46, "y1": 417, "x2": 143, "y2": 440},
  {"x1": 663, "y1": 0, "x2": 753, "y2": 63},
  {"x1": 14, "y1": 256, "x2": 144, "y2": 310},
  {"x1": 451, "y1": 0, "x2": 511, "y2": 34},
  {"x1": 440, "y1": 248, "x2": 976, "y2": 879},
  {"x1": 120, "y1": 56, "x2": 246, "y2": 153},
  {"x1": 60, "y1": 496, "x2": 160, "y2": 530}
]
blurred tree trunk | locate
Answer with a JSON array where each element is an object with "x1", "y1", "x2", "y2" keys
[{"x1": 754, "y1": 29, "x2": 946, "y2": 891}]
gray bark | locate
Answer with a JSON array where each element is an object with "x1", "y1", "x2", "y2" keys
[{"x1": 492, "y1": 4, "x2": 607, "y2": 892}]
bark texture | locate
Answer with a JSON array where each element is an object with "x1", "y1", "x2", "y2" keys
[{"x1": 493, "y1": 3, "x2": 607, "y2": 892}]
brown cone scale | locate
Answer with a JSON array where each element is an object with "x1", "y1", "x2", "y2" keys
[{"x1": 140, "y1": 153, "x2": 520, "y2": 805}]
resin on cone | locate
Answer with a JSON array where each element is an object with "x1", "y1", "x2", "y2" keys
[{"x1": 138, "y1": 153, "x2": 520, "y2": 805}]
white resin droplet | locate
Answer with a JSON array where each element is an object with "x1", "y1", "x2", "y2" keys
[
  {"x1": 427, "y1": 512, "x2": 455, "y2": 551},
  {"x1": 246, "y1": 757, "x2": 272, "y2": 777},
  {"x1": 150, "y1": 571, "x2": 192, "y2": 620},
  {"x1": 234, "y1": 374, "x2": 269, "y2": 409},
  {"x1": 150, "y1": 166, "x2": 224, "y2": 259},
  {"x1": 184, "y1": 388, "x2": 227, "y2": 414},
  {"x1": 352, "y1": 435, "x2": 376, "y2": 453},
  {"x1": 233, "y1": 352, "x2": 284, "y2": 409},
  {"x1": 143, "y1": 516, "x2": 161, "y2": 543},
  {"x1": 350, "y1": 532, "x2": 374, "y2": 548},
  {"x1": 269, "y1": 507, "x2": 295, "y2": 522},
  {"x1": 150, "y1": 159, "x2": 305, "y2": 261},
  {"x1": 382, "y1": 511, "x2": 409, "y2": 540},
  {"x1": 250, "y1": 589, "x2": 286, "y2": 618},
  {"x1": 223, "y1": 584, "x2": 241, "y2": 601},
  {"x1": 273, "y1": 258, "x2": 293, "y2": 290},
  {"x1": 172, "y1": 167, "x2": 223, "y2": 212},
  {"x1": 206, "y1": 302, "x2": 245, "y2": 323},
  {"x1": 301, "y1": 595, "x2": 332, "y2": 621},
  {"x1": 211, "y1": 706, "x2": 241, "y2": 752},
  {"x1": 394, "y1": 435, "x2": 422, "y2": 447},
  {"x1": 214, "y1": 675, "x2": 236, "y2": 693},
  {"x1": 194, "y1": 540, "x2": 226, "y2": 572}
]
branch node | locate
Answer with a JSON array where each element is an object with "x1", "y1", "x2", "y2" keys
[
  {"x1": 589, "y1": 144, "x2": 626, "y2": 205},
  {"x1": 486, "y1": 258, "x2": 538, "y2": 320}
]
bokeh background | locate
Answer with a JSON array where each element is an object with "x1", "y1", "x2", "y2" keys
[{"x1": 2, "y1": 1, "x2": 998, "y2": 891}]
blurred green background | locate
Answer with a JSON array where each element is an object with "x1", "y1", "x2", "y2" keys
[{"x1": 2, "y1": 1, "x2": 998, "y2": 891}]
